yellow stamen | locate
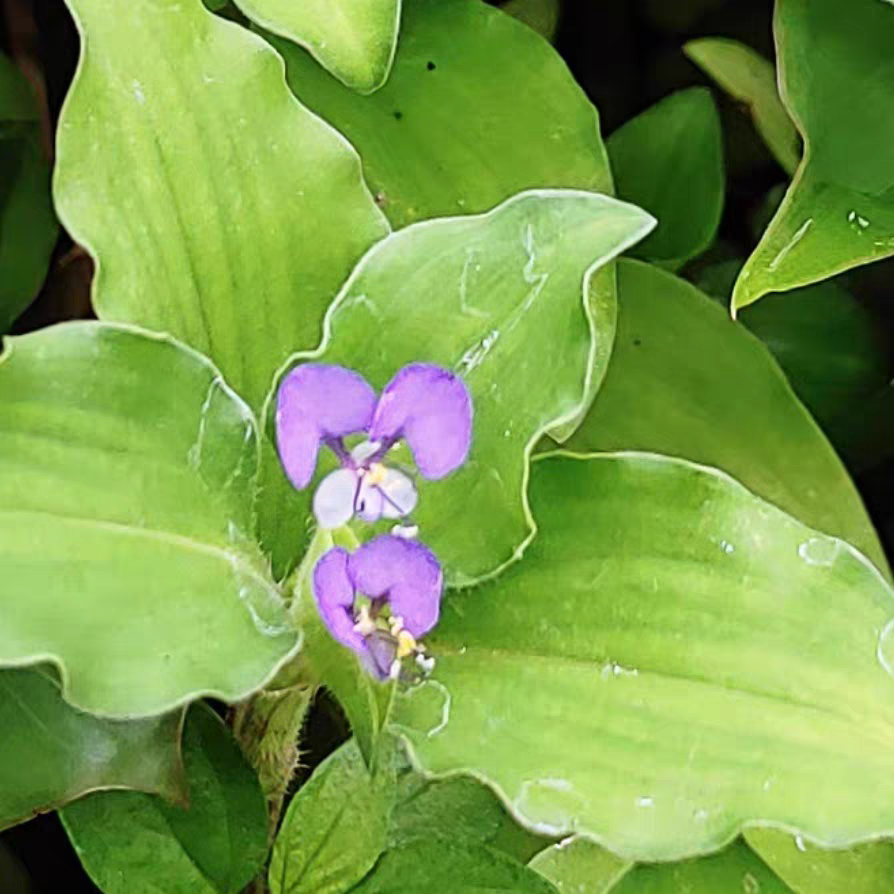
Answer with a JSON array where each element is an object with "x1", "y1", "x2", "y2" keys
[
  {"x1": 366, "y1": 462, "x2": 388, "y2": 487},
  {"x1": 396, "y1": 629, "x2": 417, "y2": 659}
]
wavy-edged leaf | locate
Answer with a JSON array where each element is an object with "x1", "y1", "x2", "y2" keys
[
  {"x1": 529, "y1": 838, "x2": 631, "y2": 894},
  {"x1": 269, "y1": 739, "x2": 393, "y2": 894},
  {"x1": 235, "y1": 0, "x2": 400, "y2": 93},
  {"x1": 745, "y1": 828, "x2": 894, "y2": 894},
  {"x1": 394, "y1": 452, "x2": 894, "y2": 860},
  {"x1": 733, "y1": 0, "x2": 894, "y2": 311},
  {"x1": 0, "y1": 668, "x2": 185, "y2": 831},
  {"x1": 272, "y1": 0, "x2": 613, "y2": 230},
  {"x1": 610, "y1": 840, "x2": 791, "y2": 893},
  {"x1": 0, "y1": 322, "x2": 297, "y2": 717},
  {"x1": 684, "y1": 38, "x2": 800, "y2": 175},
  {"x1": 62, "y1": 705, "x2": 267, "y2": 894},
  {"x1": 55, "y1": 0, "x2": 388, "y2": 411},
  {"x1": 271, "y1": 191, "x2": 654, "y2": 586},
  {"x1": 607, "y1": 88, "x2": 724, "y2": 267},
  {"x1": 568, "y1": 260, "x2": 887, "y2": 575}
]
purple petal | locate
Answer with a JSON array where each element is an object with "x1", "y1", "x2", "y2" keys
[
  {"x1": 368, "y1": 364, "x2": 472, "y2": 480},
  {"x1": 312, "y1": 547, "x2": 366, "y2": 656},
  {"x1": 347, "y1": 535, "x2": 443, "y2": 638},
  {"x1": 276, "y1": 364, "x2": 376, "y2": 488}
]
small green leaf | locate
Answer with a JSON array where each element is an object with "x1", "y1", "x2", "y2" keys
[
  {"x1": 235, "y1": 0, "x2": 400, "y2": 93},
  {"x1": 62, "y1": 705, "x2": 268, "y2": 894},
  {"x1": 271, "y1": 191, "x2": 654, "y2": 585},
  {"x1": 0, "y1": 668, "x2": 185, "y2": 831},
  {"x1": 569, "y1": 260, "x2": 887, "y2": 575},
  {"x1": 353, "y1": 840, "x2": 561, "y2": 894},
  {"x1": 746, "y1": 828, "x2": 894, "y2": 894},
  {"x1": 607, "y1": 88, "x2": 724, "y2": 267},
  {"x1": 733, "y1": 0, "x2": 894, "y2": 311},
  {"x1": 610, "y1": 840, "x2": 791, "y2": 893},
  {"x1": 529, "y1": 838, "x2": 631, "y2": 894},
  {"x1": 393, "y1": 452, "x2": 894, "y2": 860},
  {"x1": 684, "y1": 38, "x2": 800, "y2": 175},
  {"x1": 55, "y1": 0, "x2": 389, "y2": 411},
  {"x1": 0, "y1": 323, "x2": 297, "y2": 717},
  {"x1": 269, "y1": 739, "x2": 393, "y2": 894},
  {"x1": 390, "y1": 770, "x2": 548, "y2": 861}
]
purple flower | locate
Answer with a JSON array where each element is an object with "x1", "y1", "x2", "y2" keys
[
  {"x1": 276, "y1": 363, "x2": 472, "y2": 529},
  {"x1": 313, "y1": 535, "x2": 443, "y2": 679}
]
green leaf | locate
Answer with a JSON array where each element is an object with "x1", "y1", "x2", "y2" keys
[
  {"x1": 568, "y1": 260, "x2": 887, "y2": 576},
  {"x1": 0, "y1": 137, "x2": 58, "y2": 332},
  {"x1": 0, "y1": 322, "x2": 297, "y2": 717},
  {"x1": 732, "y1": 0, "x2": 894, "y2": 312},
  {"x1": 607, "y1": 88, "x2": 724, "y2": 267},
  {"x1": 62, "y1": 705, "x2": 268, "y2": 894},
  {"x1": 746, "y1": 828, "x2": 894, "y2": 894},
  {"x1": 684, "y1": 38, "x2": 800, "y2": 175},
  {"x1": 529, "y1": 838, "x2": 631, "y2": 894},
  {"x1": 272, "y1": 191, "x2": 654, "y2": 585},
  {"x1": 0, "y1": 668, "x2": 185, "y2": 831},
  {"x1": 267, "y1": 0, "x2": 617, "y2": 447},
  {"x1": 610, "y1": 840, "x2": 791, "y2": 894},
  {"x1": 272, "y1": 0, "x2": 614, "y2": 230},
  {"x1": 501, "y1": 0, "x2": 561, "y2": 42},
  {"x1": 352, "y1": 840, "x2": 561, "y2": 894},
  {"x1": 234, "y1": 0, "x2": 400, "y2": 93},
  {"x1": 269, "y1": 739, "x2": 393, "y2": 894},
  {"x1": 54, "y1": 0, "x2": 389, "y2": 411},
  {"x1": 393, "y1": 452, "x2": 894, "y2": 860},
  {"x1": 0, "y1": 53, "x2": 37, "y2": 123},
  {"x1": 692, "y1": 259, "x2": 890, "y2": 450},
  {"x1": 390, "y1": 769, "x2": 549, "y2": 862}
]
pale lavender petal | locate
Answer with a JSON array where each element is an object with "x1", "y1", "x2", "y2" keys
[
  {"x1": 369, "y1": 364, "x2": 472, "y2": 480},
  {"x1": 313, "y1": 468, "x2": 360, "y2": 529},
  {"x1": 276, "y1": 364, "x2": 376, "y2": 488},
  {"x1": 313, "y1": 547, "x2": 365, "y2": 655},
  {"x1": 348, "y1": 535, "x2": 443, "y2": 638},
  {"x1": 379, "y1": 468, "x2": 418, "y2": 520},
  {"x1": 355, "y1": 477, "x2": 385, "y2": 522}
]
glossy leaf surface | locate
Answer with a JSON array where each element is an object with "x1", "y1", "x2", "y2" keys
[
  {"x1": 63, "y1": 706, "x2": 268, "y2": 894},
  {"x1": 0, "y1": 668, "x2": 185, "y2": 831},
  {"x1": 611, "y1": 840, "x2": 790, "y2": 894},
  {"x1": 529, "y1": 838, "x2": 630, "y2": 894},
  {"x1": 569, "y1": 260, "x2": 886, "y2": 574},
  {"x1": 607, "y1": 88, "x2": 724, "y2": 267},
  {"x1": 274, "y1": 0, "x2": 613, "y2": 230},
  {"x1": 745, "y1": 828, "x2": 894, "y2": 894},
  {"x1": 684, "y1": 38, "x2": 800, "y2": 174},
  {"x1": 733, "y1": 0, "x2": 894, "y2": 311},
  {"x1": 394, "y1": 453, "x2": 894, "y2": 860},
  {"x1": 55, "y1": 0, "x2": 388, "y2": 410},
  {"x1": 273, "y1": 191, "x2": 654, "y2": 585},
  {"x1": 0, "y1": 323, "x2": 297, "y2": 717},
  {"x1": 235, "y1": 0, "x2": 399, "y2": 93}
]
